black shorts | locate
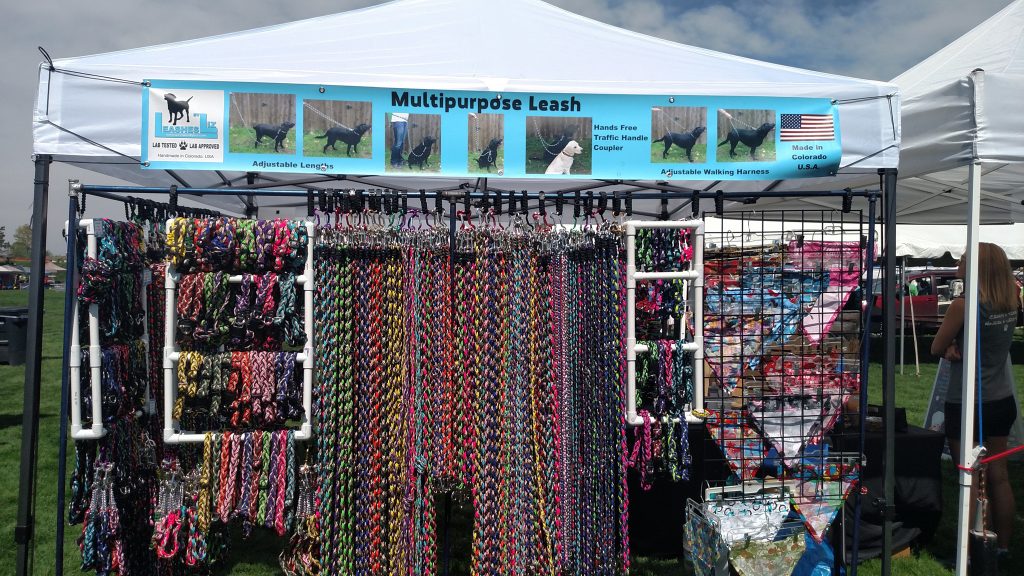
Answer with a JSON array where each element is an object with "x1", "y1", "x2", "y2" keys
[{"x1": 944, "y1": 396, "x2": 1018, "y2": 440}]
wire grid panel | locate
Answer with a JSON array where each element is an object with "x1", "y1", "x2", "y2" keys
[
  {"x1": 700, "y1": 209, "x2": 867, "y2": 542},
  {"x1": 625, "y1": 219, "x2": 705, "y2": 426},
  {"x1": 161, "y1": 220, "x2": 316, "y2": 443}
]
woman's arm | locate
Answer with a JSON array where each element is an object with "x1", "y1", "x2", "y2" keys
[{"x1": 931, "y1": 297, "x2": 965, "y2": 356}]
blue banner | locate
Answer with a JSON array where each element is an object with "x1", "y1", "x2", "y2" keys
[{"x1": 142, "y1": 80, "x2": 841, "y2": 180}]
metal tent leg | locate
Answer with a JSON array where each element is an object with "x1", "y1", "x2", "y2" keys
[
  {"x1": 881, "y1": 167, "x2": 898, "y2": 576},
  {"x1": 15, "y1": 154, "x2": 52, "y2": 576},
  {"x1": 55, "y1": 182, "x2": 81, "y2": 576}
]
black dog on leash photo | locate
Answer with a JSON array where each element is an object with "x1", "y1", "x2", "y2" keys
[
  {"x1": 659, "y1": 127, "x2": 706, "y2": 162},
  {"x1": 164, "y1": 93, "x2": 193, "y2": 126},
  {"x1": 315, "y1": 123, "x2": 372, "y2": 155},
  {"x1": 406, "y1": 136, "x2": 437, "y2": 169},
  {"x1": 477, "y1": 138, "x2": 502, "y2": 172},
  {"x1": 718, "y1": 122, "x2": 775, "y2": 160},
  {"x1": 253, "y1": 122, "x2": 296, "y2": 152}
]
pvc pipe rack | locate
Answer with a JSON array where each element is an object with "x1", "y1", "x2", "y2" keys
[
  {"x1": 624, "y1": 219, "x2": 705, "y2": 426},
  {"x1": 68, "y1": 218, "x2": 157, "y2": 440},
  {"x1": 68, "y1": 220, "x2": 107, "y2": 440},
  {"x1": 162, "y1": 220, "x2": 315, "y2": 444}
]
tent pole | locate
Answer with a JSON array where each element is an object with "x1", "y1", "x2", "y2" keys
[
  {"x1": 881, "y1": 167, "x2": 898, "y2": 576},
  {"x1": 899, "y1": 257, "x2": 906, "y2": 374},
  {"x1": 954, "y1": 156, "x2": 983, "y2": 576},
  {"x1": 55, "y1": 181, "x2": 81, "y2": 576},
  {"x1": 15, "y1": 154, "x2": 53, "y2": 576},
  {"x1": 851, "y1": 194, "x2": 878, "y2": 576}
]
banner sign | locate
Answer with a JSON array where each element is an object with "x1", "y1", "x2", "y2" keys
[{"x1": 142, "y1": 80, "x2": 842, "y2": 180}]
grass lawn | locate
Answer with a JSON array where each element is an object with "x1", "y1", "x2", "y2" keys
[
  {"x1": 650, "y1": 141, "x2": 708, "y2": 164},
  {"x1": 2, "y1": 288, "x2": 1021, "y2": 575}
]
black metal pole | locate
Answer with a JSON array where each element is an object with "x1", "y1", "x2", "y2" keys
[
  {"x1": 79, "y1": 184, "x2": 878, "y2": 202},
  {"x1": 850, "y1": 195, "x2": 878, "y2": 576},
  {"x1": 881, "y1": 167, "x2": 898, "y2": 576},
  {"x1": 55, "y1": 182, "x2": 80, "y2": 576},
  {"x1": 15, "y1": 154, "x2": 52, "y2": 576}
]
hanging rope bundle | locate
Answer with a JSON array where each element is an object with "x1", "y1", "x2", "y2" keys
[
  {"x1": 72, "y1": 218, "x2": 158, "y2": 576},
  {"x1": 309, "y1": 205, "x2": 631, "y2": 575},
  {"x1": 628, "y1": 226, "x2": 696, "y2": 491}
]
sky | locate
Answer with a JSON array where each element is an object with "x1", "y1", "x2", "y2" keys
[{"x1": 4, "y1": 0, "x2": 1015, "y2": 250}]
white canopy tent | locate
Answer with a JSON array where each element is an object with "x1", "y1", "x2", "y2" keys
[
  {"x1": 894, "y1": 224, "x2": 1024, "y2": 260},
  {"x1": 877, "y1": 2, "x2": 1024, "y2": 573},
  {"x1": 31, "y1": 0, "x2": 898, "y2": 213},
  {"x1": 19, "y1": 2, "x2": 907, "y2": 576}
]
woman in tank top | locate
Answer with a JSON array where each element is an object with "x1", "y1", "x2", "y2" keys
[{"x1": 931, "y1": 242, "x2": 1019, "y2": 553}]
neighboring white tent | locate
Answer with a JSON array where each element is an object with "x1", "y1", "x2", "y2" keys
[
  {"x1": 32, "y1": 0, "x2": 898, "y2": 214},
  {"x1": 894, "y1": 224, "x2": 1024, "y2": 259},
  {"x1": 748, "y1": 0, "x2": 1024, "y2": 224},
  {"x1": 875, "y1": 2, "x2": 1024, "y2": 573},
  {"x1": 891, "y1": 0, "x2": 1024, "y2": 225}
]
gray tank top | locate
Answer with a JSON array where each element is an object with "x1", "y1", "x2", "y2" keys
[{"x1": 947, "y1": 301, "x2": 1017, "y2": 403}]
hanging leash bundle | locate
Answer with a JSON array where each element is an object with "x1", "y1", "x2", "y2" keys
[
  {"x1": 307, "y1": 205, "x2": 631, "y2": 575},
  {"x1": 72, "y1": 219, "x2": 159, "y2": 576}
]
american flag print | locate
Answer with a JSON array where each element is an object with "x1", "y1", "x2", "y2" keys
[{"x1": 780, "y1": 114, "x2": 835, "y2": 141}]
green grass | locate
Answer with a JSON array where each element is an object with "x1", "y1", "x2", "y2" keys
[
  {"x1": 227, "y1": 125, "x2": 297, "y2": 155},
  {"x1": 466, "y1": 146, "x2": 505, "y2": 175},
  {"x1": 650, "y1": 141, "x2": 707, "y2": 164},
  {"x1": 525, "y1": 137, "x2": 593, "y2": 175},
  {"x1": 857, "y1": 348, "x2": 1024, "y2": 576},
  {"x1": 3, "y1": 290, "x2": 1021, "y2": 575},
  {"x1": 0, "y1": 290, "x2": 77, "y2": 575},
  {"x1": 714, "y1": 136, "x2": 777, "y2": 163},
  {"x1": 302, "y1": 130, "x2": 373, "y2": 160}
]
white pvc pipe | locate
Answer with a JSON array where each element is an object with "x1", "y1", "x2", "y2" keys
[
  {"x1": 69, "y1": 219, "x2": 106, "y2": 440},
  {"x1": 298, "y1": 220, "x2": 315, "y2": 441},
  {"x1": 163, "y1": 241, "x2": 178, "y2": 444},
  {"x1": 624, "y1": 219, "x2": 705, "y2": 427},
  {"x1": 693, "y1": 225, "x2": 705, "y2": 412},
  {"x1": 634, "y1": 270, "x2": 700, "y2": 281},
  {"x1": 163, "y1": 218, "x2": 314, "y2": 444},
  {"x1": 626, "y1": 223, "x2": 638, "y2": 425},
  {"x1": 954, "y1": 153, "x2": 983, "y2": 576}
]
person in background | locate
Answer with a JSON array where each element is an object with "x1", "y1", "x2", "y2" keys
[
  {"x1": 389, "y1": 112, "x2": 409, "y2": 168},
  {"x1": 909, "y1": 278, "x2": 919, "y2": 296},
  {"x1": 931, "y1": 243, "x2": 1019, "y2": 556}
]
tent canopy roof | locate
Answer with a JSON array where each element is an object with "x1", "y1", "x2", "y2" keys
[
  {"x1": 32, "y1": 0, "x2": 898, "y2": 215},
  {"x1": 885, "y1": 0, "x2": 1024, "y2": 224}
]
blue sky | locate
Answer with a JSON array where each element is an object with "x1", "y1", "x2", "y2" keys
[{"x1": 4, "y1": 0, "x2": 1015, "y2": 247}]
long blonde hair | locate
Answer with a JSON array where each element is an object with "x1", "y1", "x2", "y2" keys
[{"x1": 972, "y1": 242, "x2": 1019, "y2": 313}]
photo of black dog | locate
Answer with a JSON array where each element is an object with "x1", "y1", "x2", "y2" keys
[
  {"x1": 315, "y1": 123, "x2": 371, "y2": 155},
  {"x1": 660, "y1": 127, "x2": 706, "y2": 162},
  {"x1": 164, "y1": 93, "x2": 193, "y2": 126},
  {"x1": 406, "y1": 136, "x2": 437, "y2": 169},
  {"x1": 253, "y1": 122, "x2": 296, "y2": 152},
  {"x1": 476, "y1": 138, "x2": 502, "y2": 172},
  {"x1": 718, "y1": 122, "x2": 775, "y2": 160}
]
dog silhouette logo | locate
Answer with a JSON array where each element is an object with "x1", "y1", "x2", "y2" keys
[
  {"x1": 179, "y1": 141, "x2": 189, "y2": 151},
  {"x1": 317, "y1": 163, "x2": 329, "y2": 172}
]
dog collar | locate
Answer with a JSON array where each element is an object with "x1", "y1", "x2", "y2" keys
[{"x1": 561, "y1": 150, "x2": 574, "y2": 157}]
